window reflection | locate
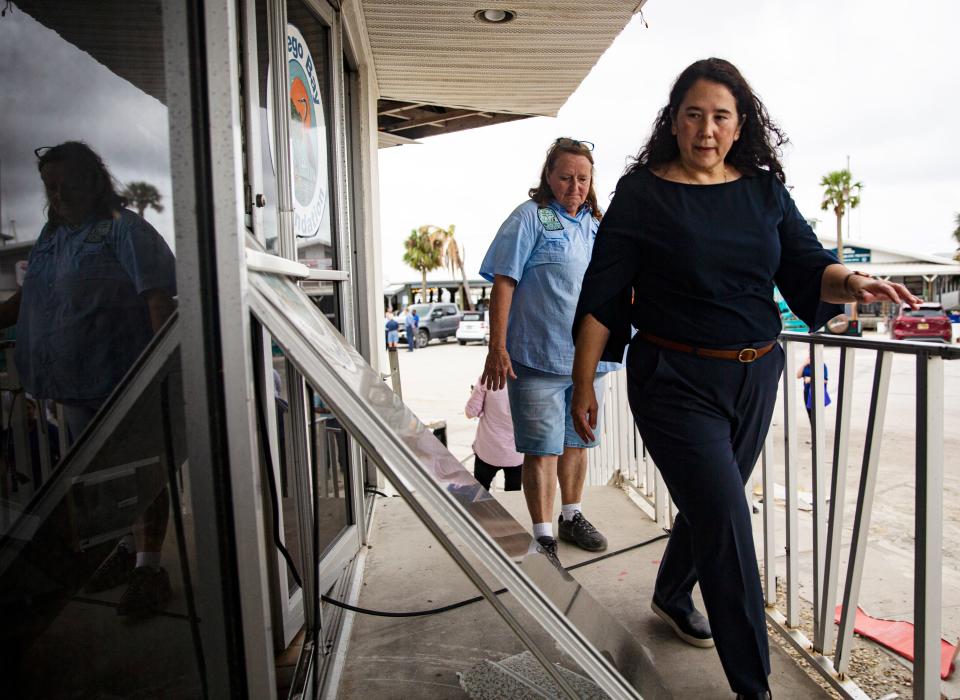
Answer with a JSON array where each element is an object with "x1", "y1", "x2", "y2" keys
[{"x1": 0, "y1": 4, "x2": 200, "y2": 697}]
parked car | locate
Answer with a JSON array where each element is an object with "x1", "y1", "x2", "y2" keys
[
  {"x1": 456, "y1": 310, "x2": 489, "y2": 345},
  {"x1": 890, "y1": 301, "x2": 952, "y2": 343},
  {"x1": 399, "y1": 303, "x2": 461, "y2": 348}
]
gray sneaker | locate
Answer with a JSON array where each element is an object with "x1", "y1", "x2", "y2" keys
[
  {"x1": 85, "y1": 541, "x2": 135, "y2": 593},
  {"x1": 118, "y1": 566, "x2": 172, "y2": 618},
  {"x1": 558, "y1": 512, "x2": 608, "y2": 552},
  {"x1": 535, "y1": 536, "x2": 563, "y2": 569}
]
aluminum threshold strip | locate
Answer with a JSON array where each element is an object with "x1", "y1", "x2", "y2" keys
[
  {"x1": 247, "y1": 270, "x2": 665, "y2": 700},
  {"x1": 0, "y1": 315, "x2": 180, "y2": 574}
]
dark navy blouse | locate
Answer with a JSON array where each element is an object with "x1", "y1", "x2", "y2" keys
[{"x1": 574, "y1": 167, "x2": 841, "y2": 363}]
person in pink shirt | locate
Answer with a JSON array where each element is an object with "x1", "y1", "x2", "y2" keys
[{"x1": 465, "y1": 376, "x2": 523, "y2": 491}]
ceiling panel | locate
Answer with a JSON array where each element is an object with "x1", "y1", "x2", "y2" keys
[{"x1": 362, "y1": 1, "x2": 642, "y2": 118}]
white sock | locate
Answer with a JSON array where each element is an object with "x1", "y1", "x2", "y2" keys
[
  {"x1": 561, "y1": 503, "x2": 582, "y2": 521},
  {"x1": 533, "y1": 522, "x2": 553, "y2": 540},
  {"x1": 136, "y1": 552, "x2": 162, "y2": 569}
]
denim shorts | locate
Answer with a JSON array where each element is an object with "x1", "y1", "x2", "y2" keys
[{"x1": 506, "y1": 362, "x2": 607, "y2": 456}]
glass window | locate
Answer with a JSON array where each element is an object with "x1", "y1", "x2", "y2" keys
[
  {"x1": 0, "y1": 5, "x2": 204, "y2": 696},
  {"x1": 253, "y1": 0, "x2": 337, "y2": 269}
]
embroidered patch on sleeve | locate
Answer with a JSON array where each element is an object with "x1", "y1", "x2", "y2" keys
[{"x1": 537, "y1": 207, "x2": 564, "y2": 232}]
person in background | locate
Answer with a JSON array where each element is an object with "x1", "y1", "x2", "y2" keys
[
  {"x1": 404, "y1": 306, "x2": 419, "y2": 352},
  {"x1": 479, "y1": 137, "x2": 621, "y2": 567},
  {"x1": 465, "y1": 376, "x2": 522, "y2": 492},
  {"x1": 0, "y1": 141, "x2": 177, "y2": 619},
  {"x1": 797, "y1": 355, "x2": 831, "y2": 430},
  {"x1": 385, "y1": 310, "x2": 399, "y2": 349},
  {"x1": 570, "y1": 58, "x2": 918, "y2": 699}
]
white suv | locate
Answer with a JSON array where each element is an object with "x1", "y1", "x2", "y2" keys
[{"x1": 456, "y1": 310, "x2": 489, "y2": 345}]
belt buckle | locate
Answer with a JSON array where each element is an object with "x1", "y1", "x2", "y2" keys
[{"x1": 737, "y1": 347, "x2": 758, "y2": 363}]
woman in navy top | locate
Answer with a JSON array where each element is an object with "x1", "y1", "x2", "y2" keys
[{"x1": 570, "y1": 58, "x2": 917, "y2": 699}]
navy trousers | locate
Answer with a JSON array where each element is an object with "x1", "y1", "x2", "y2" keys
[{"x1": 627, "y1": 338, "x2": 783, "y2": 695}]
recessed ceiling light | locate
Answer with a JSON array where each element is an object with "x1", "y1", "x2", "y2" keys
[{"x1": 475, "y1": 9, "x2": 516, "y2": 24}]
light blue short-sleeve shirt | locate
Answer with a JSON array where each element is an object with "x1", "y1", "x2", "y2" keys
[
  {"x1": 480, "y1": 199, "x2": 621, "y2": 376},
  {"x1": 16, "y1": 209, "x2": 176, "y2": 403}
]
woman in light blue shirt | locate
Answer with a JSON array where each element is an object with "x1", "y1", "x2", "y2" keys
[{"x1": 479, "y1": 138, "x2": 620, "y2": 565}]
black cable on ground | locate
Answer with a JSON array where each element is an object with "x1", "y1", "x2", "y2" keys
[{"x1": 320, "y1": 531, "x2": 670, "y2": 618}]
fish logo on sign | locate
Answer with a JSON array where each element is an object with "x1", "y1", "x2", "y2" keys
[
  {"x1": 537, "y1": 207, "x2": 564, "y2": 232},
  {"x1": 267, "y1": 23, "x2": 329, "y2": 240}
]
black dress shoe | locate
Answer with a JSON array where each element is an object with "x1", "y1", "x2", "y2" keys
[
  {"x1": 650, "y1": 598, "x2": 714, "y2": 648},
  {"x1": 736, "y1": 692, "x2": 771, "y2": 699}
]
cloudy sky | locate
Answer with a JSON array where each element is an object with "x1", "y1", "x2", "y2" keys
[
  {"x1": 378, "y1": 0, "x2": 960, "y2": 283},
  {"x1": 0, "y1": 8, "x2": 174, "y2": 249}
]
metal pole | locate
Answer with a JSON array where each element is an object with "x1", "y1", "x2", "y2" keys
[
  {"x1": 810, "y1": 343, "x2": 827, "y2": 645},
  {"x1": 914, "y1": 353, "x2": 943, "y2": 698},
  {"x1": 781, "y1": 340, "x2": 800, "y2": 627},
  {"x1": 761, "y1": 425, "x2": 776, "y2": 606},
  {"x1": 386, "y1": 347, "x2": 402, "y2": 398},
  {"x1": 819, "y1": 346, "x2": 855, "y2": 655},
  {"x1": 835, "y1": 350, "x2": 892, "y2": 674}
]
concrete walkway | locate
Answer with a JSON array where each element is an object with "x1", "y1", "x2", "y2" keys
[{"x1": 337, "y1": 485, "x2": 830, "y2": 699}]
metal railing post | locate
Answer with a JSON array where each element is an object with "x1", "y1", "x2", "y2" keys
[
  {"x1": 818, "y1": 346, "x2": 855, "y2": 655},
  {"x1": 914, "y1": 352, "x2": 944, "y2": 698},
  {"x1": 781, "y1": 339, "x2": 800, "y2": 627},
  {"x1": 810, "y1": 343, "x2": 828, "y2": 645},
  {"x1": 835, "y1": 350, "x2": 892, "y2": 674},
  {"x1": 761, "y1": 426, "x2": 776, "y2": 606}
]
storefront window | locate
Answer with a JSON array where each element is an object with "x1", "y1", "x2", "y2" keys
[
  {"x1": 0, "y1": 4, "x2": 203, "y2": 696},
  {"x1": 255, "y1": 0, "x2": 336, "y2": 268}
]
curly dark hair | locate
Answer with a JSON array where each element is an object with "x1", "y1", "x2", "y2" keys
[
  {"x1": 626, "y1": 58, "x2": 789, "y2": 183},
  {"x1": 529, "y1": 138, "x2": 602, "y2": 221},
  {"x1": 37, "y1": 141, "x2": 126, "y2": 223}
]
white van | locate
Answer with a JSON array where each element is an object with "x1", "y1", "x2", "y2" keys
[{"x1": 456, "y1": 310, "x2": 489, "y2": 345}]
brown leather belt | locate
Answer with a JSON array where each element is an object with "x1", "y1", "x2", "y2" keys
[{"x1": 639, "y1": 333, "x2": 776, "y2": 363}]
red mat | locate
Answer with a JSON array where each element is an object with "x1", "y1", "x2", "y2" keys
[{"x1": 833, "y1": 605, "x2": 956, "y2": 679}]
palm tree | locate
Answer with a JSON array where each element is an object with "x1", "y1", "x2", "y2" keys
[
  {"x1": 425, "y1": 224, "x2": 474, "y2": 310},
  {"x1": 821, "y1": 169, "x2": 864, "y2": 319},
  {"x1": 123, "y1": 181, "x2": 164, "y2": 219},
  {"x1": 402, "y1": 227, "x2": 442, "y2": 303},
  {"x1": 819, "y1": 169, "x2": 862, "y2": 264}
]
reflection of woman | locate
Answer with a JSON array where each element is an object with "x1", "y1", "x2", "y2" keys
[
  {"x1": 570, "y1": 59, "x2": 918, "y2": 698},
  {"x1": 479, "y1": 138, "x2": 620, "y2": 566},
  {"x1": 0, "y1": 141, "x2": 177, "y2": 617}
]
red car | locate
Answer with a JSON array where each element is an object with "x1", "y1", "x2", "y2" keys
[{"x1": 890, "y1": 302, "x2": 953, "y2": 343}]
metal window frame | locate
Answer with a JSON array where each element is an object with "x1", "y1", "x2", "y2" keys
[
  {"x1": 247, "y1": 268, "x2": 672, "y2": 700},
  {"x1": 167, "y1": 0, "x2": 279, "y2": 695}
]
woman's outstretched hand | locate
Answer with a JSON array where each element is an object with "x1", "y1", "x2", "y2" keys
[{"x1": 852, "y1": 277, "x2": 921, "y2": 307}]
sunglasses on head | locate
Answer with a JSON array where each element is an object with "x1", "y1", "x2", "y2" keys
[{"x1": 553, "y1": 137, "x2": 595, "y2": 152}]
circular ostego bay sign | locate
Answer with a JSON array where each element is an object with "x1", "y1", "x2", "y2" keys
[{"x1": 267, "y1": 23, "x2": 328, "y2": 239}]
